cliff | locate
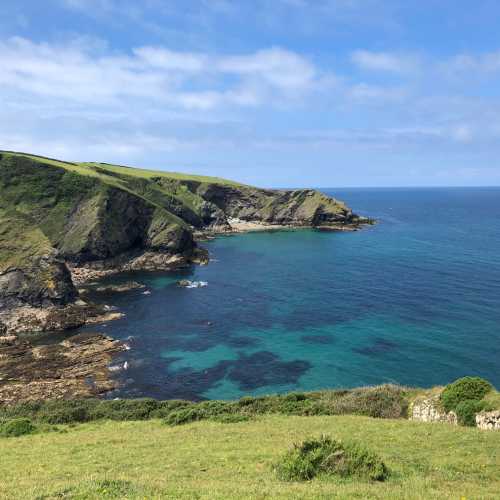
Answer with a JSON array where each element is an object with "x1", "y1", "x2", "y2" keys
[{"x1": 0, "y1": 151, "x2": 369, "y2": 334}]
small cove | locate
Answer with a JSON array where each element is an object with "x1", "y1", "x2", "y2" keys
[{"x1": 50, "y1": 187, "x2": 500, "y2": 400}]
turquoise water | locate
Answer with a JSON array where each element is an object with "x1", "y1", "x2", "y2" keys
[{"x1": 79, "y1": 188, "x2": 500, "y2": 400}]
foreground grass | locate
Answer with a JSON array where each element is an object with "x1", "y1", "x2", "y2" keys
[{"x1": 0, "y1": 415, "x2": 498, "y2": 499}]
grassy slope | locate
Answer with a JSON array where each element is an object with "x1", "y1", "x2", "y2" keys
[
  {"x1": 0, "y1": 206, "x2": 53, "y2": 273},
  {"x1": 1, "y1": 415, "x2": 499, "y2": 499},
  {"x1": 0, "y1": 151, "x2": 243, "y2": 233},
  {"x1": 0, "y1": 151, "x2": 244, "y2": 186}
]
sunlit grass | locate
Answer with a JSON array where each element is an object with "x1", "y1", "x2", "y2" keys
[{"x1": 0, "y1": 415, "x2": 498, "y2": 499}]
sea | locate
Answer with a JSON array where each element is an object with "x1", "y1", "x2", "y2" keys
[{"x1": 62, "y1": 187, "x2": 500, "y2": 400}]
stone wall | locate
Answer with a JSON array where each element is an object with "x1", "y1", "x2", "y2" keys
[
  {"x1": 409, "y1": 396, "x2": 458, "y2": 425},
  {"x1": 476, "y1": 410, "x2": 500, "y2": 430}
]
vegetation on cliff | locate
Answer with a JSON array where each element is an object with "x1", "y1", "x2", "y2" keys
[
  {"x1": 0, "y1": 380, "x2": 498, "y2": 497},
  {"x1": 0, "y1": 150, "x2": 366, "y2": 333}
]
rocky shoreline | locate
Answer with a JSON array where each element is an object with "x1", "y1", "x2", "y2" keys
[
  {"x1": 0, "y1": 151, "x2": 374, "y2": 404},
  {"x1": 0, "y1": 332, "x2": 125, "y2": 405}
]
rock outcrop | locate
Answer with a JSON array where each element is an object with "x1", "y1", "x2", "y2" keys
[
  {"x1": 0, "y1": 332, "x2": 125, "y2": 405},
  {"x1": 476, "y1": 410, "x2": 500, "y2": 430},
  {"x1": 409, "y1": 395, "x2": 458, "y2": 425}
]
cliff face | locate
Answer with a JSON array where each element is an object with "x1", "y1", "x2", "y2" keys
[
  {"x1": 190, "y1": 183, "x2": 358, "y2": 228},
  {"x1": 0, "y1": 151, "x2": 368, "y2": 333}
]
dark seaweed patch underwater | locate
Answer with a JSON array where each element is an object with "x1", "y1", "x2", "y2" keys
[{"x1": 71, "y1": 187, "x2": 500, "y2": 400}]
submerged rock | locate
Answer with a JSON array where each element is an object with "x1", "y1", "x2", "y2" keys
[
  {"x1": 94, "y1": 281, "x2": 145, "y2": 293},
  {"x1": 177, "y1": 280, "x2": 208, "y2": 288}
]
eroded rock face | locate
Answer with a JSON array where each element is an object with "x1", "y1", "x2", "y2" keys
[
  {"x1": 409, "y1": 396, "x2": 458, "y2": 425},
  {"x1": 476, "y1": 410, "x2": 500, "y2": 430},
  {"x1": 0, "y1": 256, "x2": 77, "y2": 309},
  {"x1": 192, "y1": 183, "x2": 362, "y2": 228},
  {"x1": 0, "y1": 332, "x2": 125, "y2": 405}
]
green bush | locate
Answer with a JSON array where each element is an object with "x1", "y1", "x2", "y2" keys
[
  {"x1": 42, "y1": 405, "x2": 90, "y2": 424},
  {"x1": 455, "y1": 400, "x2": 491, "y2": 427},
  {"x1": 0, "y1": 418, "x2": 36, "y2": 438},
  {"x1": 0, "y1": 385, "x2": 413, "y2": 426},
  {"x1": 324, "y1": 385, "x2": 408, "y2": 419},
  {"x1": 164, "y1": 408, "x2": 203, "y2": 426},
  {"x1": 211, "y1": 413, "x2": 250, "y2": 424},
  {"x1": 274, "y1": 435, "x2": 388, "y2": 482},
  {"x1": 441, "y1": 377, "x2": 493, "y2": 412},
  {"x1": 88, "y1": 398, "x2": 160, "y2": 421}
]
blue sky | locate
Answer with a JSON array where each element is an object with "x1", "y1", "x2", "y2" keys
[{"x1": 1, "y1": 1, "x2": 500, "y2": 187}]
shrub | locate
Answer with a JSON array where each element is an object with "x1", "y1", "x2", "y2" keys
[
  {"x1": 42, "y1": 405, "x2": 90, "y2": 424},
  {"x1": 0, "y1": 418, "x2": 36, "y2": 438},
  {"x1": 324, "y1": 385, "x2": 408, "y2": 419},
  {"x1": 149, "y1": 400, "x2": 192, "y2": 419},
  {"x1": 0, "y1": 385, "x2": 412, "y2": 425},
  {"x1": 455, "y1": 399, "x2": 492, "y2": 427},
  {"x1": 88, "y1": 398, "x2": 160, "y2": 421},
  {"x1": 211, "y1": 414, "x2": 250, "y2": 424},
  {"x1": 441, "y1": 377, "x2": 493, "y2": 412},
  {"x1": 274, "y1": 435, "x2": 388, "y2": 482},
  {"x1": 164, "y1": 408, "x2": 202, "y2": 426}
]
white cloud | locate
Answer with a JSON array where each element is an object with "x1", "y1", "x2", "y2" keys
[
  {"x1": 444, "y1": 51, "x2": 500, "y2": 75},
  {"x1": 348, "y1": 83, "x2": 408, "y2": 102},
  {"x1": 351, "y1": 50, "x2": 419, "y2": 74},
  {"x1": 133, "y1": 47, "x2": 207, "y2": 72},
  {"x1": 218, "y1": 48, "x2": 316, "y2": 92},
  {"x1": 0, "y1": 37, "x2": 325, "y2": 111}
]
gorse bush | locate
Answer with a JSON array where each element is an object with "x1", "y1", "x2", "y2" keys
[
  {"x1": 0, "y1": 418, "x2": 36, "y2": 438},
  {"x1": 455, "y1": 400, "x2": 492, "y2": 427},
  {"x1": 274, "y1": 435, "x2": 389, "y2": 482},
  {"x1": 323, "y1": 384, "x2": 409, "y2": 419},
  {"x1": 441, "y1": 377, "x2": 493, "y2": 412},
  {"x1": 0, "y1": 385, "x2": 412, "y2": 426}
]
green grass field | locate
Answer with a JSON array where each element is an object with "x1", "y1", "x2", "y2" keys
[{"x1": 1, "y1": 415, "x2": 498, "y2": 499}]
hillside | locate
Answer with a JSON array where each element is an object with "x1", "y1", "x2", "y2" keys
[
  {"x1": 1, "y1": 414, "x2": 499, "y2": 499},
  {"x1": 0, "y1": 151, "x2": 369, "y2": 335}
]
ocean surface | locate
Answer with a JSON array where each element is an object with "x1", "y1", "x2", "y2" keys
[{"x1": 71, "y1": 188, "x2": 500, "y2": 400}]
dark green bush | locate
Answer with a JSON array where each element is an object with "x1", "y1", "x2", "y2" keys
[
  {"x1": 149, "y1": 400, "x2": 192, "y2": 419},
  {"x1": 455, "y1": 399, "x2": 492, "y2": 427},
  {"x1": 164, "y1": 408, "x2": 203, "y2": 426},
  {"x1": 88, "y1": 398, "x2": 160, "y2": 421},
  {"x1": 42, "y1": 405, "x2": 90, "y2": 424},
  {"x1": 0, "y1": 418, "x2": 36, "y2": 438},
  {"x1": 274, "y1": 435, "x2": 388, "y2": 482},
  {"x1": 441, "y1": 377, "x2": 493, "y2": 412}
]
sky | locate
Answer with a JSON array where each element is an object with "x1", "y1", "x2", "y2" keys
[{"x1": 1, "y1": 1, "x2": 500, "y2": 187}]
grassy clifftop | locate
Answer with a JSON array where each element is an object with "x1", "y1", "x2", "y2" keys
[{"x1": 0, "y1": 414, "x2": 498, "y2": 499}]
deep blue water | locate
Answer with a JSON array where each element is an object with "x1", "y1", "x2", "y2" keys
[{"x1": 77, "y1": 188, "x2": 500, "y2": 400}]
